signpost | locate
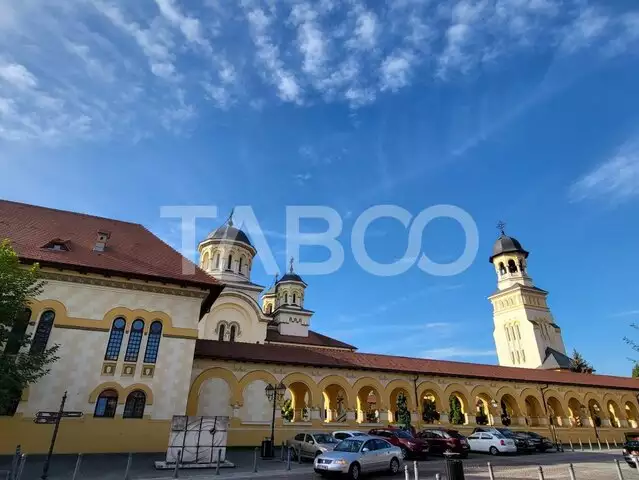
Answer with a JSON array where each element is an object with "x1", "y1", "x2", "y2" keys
[{"x1": 33, "y1": 392, "x2": 84, "y2": 480}]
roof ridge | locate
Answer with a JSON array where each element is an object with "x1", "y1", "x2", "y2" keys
[{"x1": 0, "y1": 199, "x2": 143, "y2": 227}]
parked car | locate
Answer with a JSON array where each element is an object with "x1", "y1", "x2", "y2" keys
[
  {"x1": 417, "y1": 428, "x2": 469, "y2": 458},
  {"x1": 473, "y1": 427, "x2": 533, "y2": 453},
  {"x1": 314, "y1": 436, "x2": 402, "y2": 479},
  {"x1": 287, "y1": 432, "x2": 339, "y2": 460},
  {"x1": 519, "y1": 431, "x2": 554, "y2": 452},
  {"x1": 622, "y1": 432, "x2": 639, "y2": 467},
  {"x1": 368, "y1": 427, "x2": 429, "y2": 459},
  {"x1": 333, "y1": 430, "x2": 368, "y2": 441},
  {"x1": 466, "y1": 431, "x2": 517, "y2": 455}
]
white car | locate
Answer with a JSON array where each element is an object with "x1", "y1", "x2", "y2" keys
[
  {"x1": 333, "y1": 430, "x2": 368, "y2": 441},
  {"x1": 466, "y1": 432, "x2": 517, "y2": 455}
]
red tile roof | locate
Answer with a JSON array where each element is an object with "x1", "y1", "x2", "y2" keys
[
  {"x1": 0, "y1": 200, "x2": 220, "y2": 290},
  {"x1": 194, "y1": 340, "x2": 639, "y2": 391},
  {"x1": 265, "y1": 329, "x2": 356, "y2": 350}
]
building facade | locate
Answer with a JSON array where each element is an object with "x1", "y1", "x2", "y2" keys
[{"x1": 0, "y1": 200, "x2": 637, "y2": 454}]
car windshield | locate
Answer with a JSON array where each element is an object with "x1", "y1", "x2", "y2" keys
[
  {"x1": 394, "y1": 430, "x2": 413, "y2": 439},
  {"x1": 525, "y1": 432, "x2": 542, "y2": 439},
  {"x1": 314, "y1": 434, "x2": 338, "y2": 444},
  {"x1": 334, "y1": 439, "x2": 363, "y2": 452},
  {"x1": 351, "y1": 432, "x2": 366, "y2": 436},
  {"x1": 444, "y1": 430, "x2": 464, "y2": 439},
  {"x1": 497, "y1": 429, "x2": 515, "y2": 437}
]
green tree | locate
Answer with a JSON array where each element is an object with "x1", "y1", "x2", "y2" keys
[
  {"x1": 449, "y1": 396, "x2": 464, "y2": 425},
  {"x1": 569, "y1": 349, "x2": 595, "y2": 374},
  {"x1": 633, "y1": 363, "x2": 639, "y2": 378},
  {"x1": 395, "y1": 392, "x2": 412, "y2": 430},
  {"x1": 422, "y1": 399, "x2": 440, "y2": 424},
  {"x1": 0, "y1": 240, "x2": 59, "y2": 414},
  {"x1": 281, "y1": 398, "x2": 293, "y2": 421}
]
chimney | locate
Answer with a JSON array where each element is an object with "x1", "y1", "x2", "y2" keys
[{"x1": 94, "y1": 230, "x2": 111, "y2": 252}]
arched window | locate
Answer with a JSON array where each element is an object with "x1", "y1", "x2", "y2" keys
[
  {"x1": 507, "y1": 259, "x2": 518, "y2": 273},
  {"x1": 505, "y1": 325, "x2": 511, "y2": 341},
  {"x1": 94, "y1": 389, "x2": 118, "y2": 418},
  {"x1": 143, "y1": 321, "x2": 162, "y2": 364},
  {"x1": 30, "y1": 310, "x2": 55, "y2": 354},
  {"x1": 104, "y1": 317, "x2": 126, "y2": 361},
  {"x1": 266, "y1": 304, "x2": 273, "y2": 314},
  {"x1": 214, "y1": 252, "x2": 220, "y2": 270},
  {"x1": 227, "y1": 254, "x2": 233, "y2": 270},
  {"x1": 284, "y1": 293, "x2": 288, "y2": 304},
  {"x1": 4, "y1": 308, "x2": 31, "y2": 355},
  {"x1": 218, "y1": 324, "x2": 225, "y2": 342},
  {"x1": 124, "y1": 319, "x2": 144, "y2": 362},
  {"x1": 499, "y1": 262, "x2": 507, "y2": 275},
  {"x1": 123, "y1": 391, "x2": 146, "y2": 419},
  {"x1": 238, "y1": 257, "x2": 244, "y2": 275},
  {"x1": 202, "y1": 252, "x2": 210, "y2": 270},
  {"x1": 515, "y1": 324, "x2": 521, "y2": 340},
  {"x1": 229, "y1": 325, "x2": 237, "y2": 342},
  {"x1": 292, "y1": 293, "x2": 296, "y2": 304},
  {"x1": 521, "y1": 350, "x2": 526, "y2": 362}
]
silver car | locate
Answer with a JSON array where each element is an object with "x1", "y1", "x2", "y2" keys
[
  {"x1": 287, "y1": 432, "x2": 339, "y2": 460},
  {"x1": 314, "y1": 435, "x2": 402, "y2": 479}
]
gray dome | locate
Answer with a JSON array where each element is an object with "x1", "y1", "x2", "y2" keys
[
  {"x1": 489, "y1": 233, "x2": 528, "y2": 263},
  {"x1": 279, "y1": 272, "x2": 304, "y2": 283},
  {"x1": 206, "y1": 224, "x2": 253, "y2": 247}
]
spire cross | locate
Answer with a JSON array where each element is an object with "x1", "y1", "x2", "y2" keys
[
  {"x1": 496, "y1": 220, "x2": 506, "y2": 235},
  {"x1": 227, "y1": 208, "x2": 235, "y2": 227},
  {"x1": 289, "y1": 257, "x2": 295, "y2": 273}
]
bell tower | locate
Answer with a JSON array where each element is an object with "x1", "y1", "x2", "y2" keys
[{"x1": 488, "y1": 223, "x2": 569, "y2": 369}]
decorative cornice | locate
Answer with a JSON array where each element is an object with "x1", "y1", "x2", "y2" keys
[{"x1": 40, "y1": 270, "x2": 208, "y2": 299}]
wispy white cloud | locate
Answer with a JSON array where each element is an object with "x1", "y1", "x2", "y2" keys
[
  {"x1": 611, "y1": 310, "x2": 639, "y2": 318},
  {"x1": 0, "y1": 0, "x2": 637, "y2": 143},
  {"x1": 569, "y1": 135, "x2": 639, "y2": 204},
  {"x1": 421, "y1": 347, "x2": 496, "y2": 359}
]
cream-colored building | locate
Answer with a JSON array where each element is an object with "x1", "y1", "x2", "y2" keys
[{"x1": 0, "y1": 200, "x2": 637, "y2": 454}]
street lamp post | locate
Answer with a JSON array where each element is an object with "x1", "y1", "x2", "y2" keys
[
  {"x1": 265, "y1": 382, "x2": 286, "y2": 458},
  {"x1": 539, "y1": 385, "x2": 563, "y2": 452}
]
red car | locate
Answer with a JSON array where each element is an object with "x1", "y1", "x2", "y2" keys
[
  {"x1": 417, "y1": 428, "x2": 469, "y2": 458},
  {"x1": 368, "y1": 427, "x2": 429, "y2": 459}
]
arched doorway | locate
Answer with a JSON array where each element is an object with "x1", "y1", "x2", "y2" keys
[
  {"x1": 525, "y1": 396, "x2": 544, "y2": 427},
  {"x1": 357, "y1": 387, "x2": 380, "y2": 423},
  {"x1": 322, "y1": 384, "x2": 347, "y2": 423},
  {"x1": 389, "y1": 388, "x2": 411, "y2": 423},
  {"x1": 567, "y1": 398, "x2": 584, "y2": 427},
  {"x1": 421, "y1": 392, "x2": 441, "y2": 424},
  {"x1": 607, "y1": 401, "x2": 621, "y2": 428},
  {"x1": 626, "y1": 402, "x2": 639, "y2": 429},
  {"x1": 547, "y1": 396, "x2": 566, "y2": 427},
  {"x1": 500, "y1": 394, "x2": 521, "y2": 426},
  {"x1": 587, "y1": 399, "x2": 603, "y2": 428},
  {"x1": 448, "y1": 394, "x2": 466, "y2": 425}
]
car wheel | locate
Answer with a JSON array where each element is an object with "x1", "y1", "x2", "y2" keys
[
  {"x1": 389, "y1": 457, "x2": 400, "y2": 474},
  {"x1": 489, "y1": 446, "x2": 499, "y2": 456},
  {"x1": 349, "y1": 462, "x2": 361, "y2": 480},
  {"x1": 401, "y1": 447, "x2": 408, "y2": 459}
]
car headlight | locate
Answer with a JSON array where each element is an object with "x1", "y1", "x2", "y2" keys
[{"x1": 334, "y1": 459, "x2": 348, "y2": 466}]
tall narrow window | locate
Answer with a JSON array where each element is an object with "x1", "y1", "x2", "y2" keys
[
  {"x1": 124, "y1": 319, "x2": 144, "y2": 362},
  {"x1": 218, "y1": 324, "x2": 225, "y2": 342},
  {"x1": 292, "y1": 293, "x2": 296, "y2": 304},
  {"x1": 521, "y1": 350, "x2": 526, "y2": 362},
  {"x1": 266, "y1": 304, "x2": 272, "y2": 314},
  {"x1": 284, "y1": 293, "x2": 288, "y2": 304},
  {"x1": 229, "y1": 325, "x2": 236, "y2": 342},
  {"x1": 4, "y1": 308, "x2": 31, "y2": 355},
  {"x1": 143, "y1": 321, "x2": 162, "y2": 364},
  {"x1": 105, "y1": 317, "x2": 126, "y2": 361},
  {"x1": 94, "y1": 389, "x2": 118, "y2": 418},
  {"x1": 123, "y1": 391, "x2": 146, "y2": 419},
  {"x1": 227, "y1": 254, "x2": 233, "y2": 270},
  {"x1": 515, "y1": 324, "x2": 521, "y2": 340},
  {"x1": 505, "y1": 326, "x2": 511, "y2": 341},
  {"x1": 214, "y1": 253, "x2": 220, "y2": 270},
  {"x1": 30, "y1": 310, "x2": 55, "y2": 354},
  {"x1": 238, "y1": 257, "x2": 244, "y2": 275}
]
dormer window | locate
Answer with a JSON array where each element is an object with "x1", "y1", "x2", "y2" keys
[{"x1": 41, "y1": 239, "x2": 70, "y2": 251}]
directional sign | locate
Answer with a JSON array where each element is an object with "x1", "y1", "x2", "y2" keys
[
  {"x1": 34, "y1": 415, "x2": 57, "y2": 424},
  {"x1": 61, "y1": 411, "x2": 83, "y2": 418}
]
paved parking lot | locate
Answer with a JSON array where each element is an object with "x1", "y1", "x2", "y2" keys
[{"x1": 2, "y1": 449, "x2": 636, "y2": 480}]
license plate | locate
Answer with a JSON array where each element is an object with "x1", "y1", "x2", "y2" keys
[
  {"x1": 422, "y1": 449, "x2": 428, "y2": 452},
  {"x1": 316, "y1": 464, "x2": 328, "y2": 470}
]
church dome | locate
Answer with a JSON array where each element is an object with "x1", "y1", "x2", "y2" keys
[
  {"x1": 279, "y1": 272, "x2": 304, "y2": 283},
  {"x1": 206, "y1": 223, "x2": 253, "y2": 247},
  {"x1": 489, "y1": 232, "x2": 528, "y2": 263}
]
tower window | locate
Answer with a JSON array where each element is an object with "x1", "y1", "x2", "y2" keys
[
  {"x1": 143, "y1": 321, "x2": 162, "y2": 364},
  {"x1": 507, "y1": 259, "x2": 518, "y2": 273},
  {"x1": 214, "y1": 253, "x2": 220, "y2": 269},
  {"x1": 218, "y1": 324, "x2": 225, "y2": 342},
  {"x1": 510, "y1": 352, "x2": 515, "y2": 364},
  {"x1": 266, "y1": 304, "x2": 272, "y2": 314},
  {"x1": 515, "y1": 324, "x2": 521, "y2": 340},
  {"x1": 292, "y1": 293, "x2": 296, "y2": 304},
  {"x1": 229, "y1": 325, "x2": 237, "y2": 342},
  {"x1": 238, "y1": 257, "x2": 244, "y2": 275},
  {"x1": 505, "y1": 326, "x2": 511, "y2": 341},
  {"x1": 227, "y1": 254, "x2": 233, "y2": 270},
  {"x1": 521, "y1": 350, "x2": 526, "y2": 362},
  {"x1": 515, "y1": 350, "x2": 521, "y2": 364},
  {"x1": 499, "y1": 262, "x2": 507, "y2": 275}
]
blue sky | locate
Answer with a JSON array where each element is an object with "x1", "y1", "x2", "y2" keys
[{"x1": 1, "y1": 0, "x2": 639, "y2": 376}]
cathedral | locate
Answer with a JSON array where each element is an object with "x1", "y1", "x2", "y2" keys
[{"x1": 0, "y1": 199, "x2": 638, "y2": 454}]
